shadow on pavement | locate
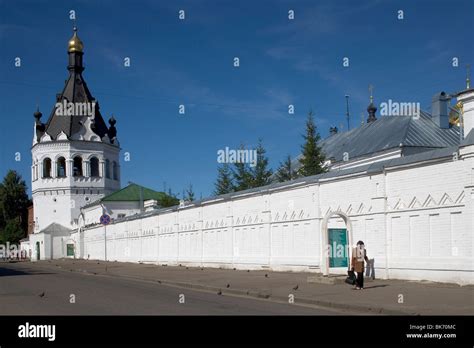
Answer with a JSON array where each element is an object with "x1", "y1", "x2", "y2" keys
[
  {"x1": 0, "y1": 266, "x2": 54, "y2": 277},
  {"x1": 363, "y1": 285, "x2": 389, "y2": 289}
]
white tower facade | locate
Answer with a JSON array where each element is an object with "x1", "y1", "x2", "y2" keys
[
  {"x1": 31, "y1": 28, "x2": 120, "y2": 233},
  {"x1": 457, "y1": 88, "x2": 474, "y2": 139}
]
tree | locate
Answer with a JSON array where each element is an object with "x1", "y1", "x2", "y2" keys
[
  {"x1": 276, "y1": 155, "x2": 298, "y2": 182},
  {"x1": 185, "y1": 183, "x2": 195, "y2": 202},
  {"x1": 250, "y1": 139, "x2": 273, "y2": 187},
  {"x1": 214, "y1": 163, "x2": 234, "y2": 195},
  {"x1": 159, "y1": 188, "x2": 180, "y2": 208},
  {"x1": 298, "y1": 110, "x2": 326, "y2": 177},
  {"x1": 0, "y1": 170, "x2": 30, "y2": 242},
  {"x1": 2, "y1": 219, "x2": 24, "y2": 244},
  {"x1": 232, "y1": 144, "x2": 253, "y2": 192}
]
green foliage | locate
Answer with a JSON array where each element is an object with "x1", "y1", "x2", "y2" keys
[
  {"x1": 185, "y1": 183, "x2": 195, "y2": 202},
  {"x1": 232, "y1": 144, "x2": 253, "y2": 191},
  {"x1": 1, "y1": 219, "x2": 24, "y2": 244},
  {"x1": 215, "y1": 141, "x2": 274, "y2": 194},
  {"x1": 0, "y1": 170, "x2": 30, "y2": 242},
  {"x1": 159, "y1": 189, "x2": 180, "y2": 208},
  {"x1": 212, "y1": 113, "x2": 328, "y2": 194},
  {"x1": 298, "y1": 110, "x2": 327, "y2": 177},
  {"x1": 214, "y1": 163, "x2": 234, "y2": 195},
  {"x1": 250, "y1": 139, "x2": 273, "y2": 187},
  {"x1": 276, "y1": 155, "x2": 298, "y2": 182}
]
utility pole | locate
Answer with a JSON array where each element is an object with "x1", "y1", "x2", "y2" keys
[
  {"x1": 139, "y1": 185, "x2": 144, "y2": 213},
  {"x1": 100, "y1": 203, "x2": 108, "y2": 272},
  {"x1": 345, "y1": 95, "x2": 350, "y2": 131},
  {"x1": 104, "y1": 224, "x2": 107, "y2": 263},
  {"x1": 466, "y1": 64, "x2": 471, "y2": 89}
]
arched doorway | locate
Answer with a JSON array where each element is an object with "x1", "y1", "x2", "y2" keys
[
  {"x1": 65, "y1": 239, "x2": 76, "y2": 258},
  {"x1": 320, "y1": 210, "x2": 353, "y2": 276}
]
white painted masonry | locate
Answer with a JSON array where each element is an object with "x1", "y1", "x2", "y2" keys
[
  {"x1": 31, "y1": 140, "x2": 120, "y2": 232},
  {"x1": 70, "y1": 139, "x2": 474, "y2": 285},
  {"x1": 458, "y1": 89, "x2": 474, "y2": 138}
]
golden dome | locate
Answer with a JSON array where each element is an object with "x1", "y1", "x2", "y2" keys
[{"x1": 68, "y1": 27, "x2": 83, "y2": 53}]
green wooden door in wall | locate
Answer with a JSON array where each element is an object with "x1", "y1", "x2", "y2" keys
[
  {"x1": 66, "y1": 244, "x2": 74, "y2": 257},
  {"x1": 328, "y1": 228, "x2": 348, "y2": 268}
]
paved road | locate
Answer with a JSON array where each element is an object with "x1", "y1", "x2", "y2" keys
[{"x1": 0, "y1": 262, "x2": 343, "y2": 315}]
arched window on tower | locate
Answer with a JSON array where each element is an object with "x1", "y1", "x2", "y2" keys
[
  {"x1": 57, "y1": 157, "x2": 66, "y2": 177},
  {"x1": 90, "y1": 157, "x2": 100, "y2": 177},
  {"x1": 113, "y1": 161, "x2": 118, "y2": 180},
  {"x1": 105, "y1": 159, "x2": 110, "y2": 179},
  {"x1": 73, "y1": 156, "x2": 83, "y2": 177},
  {"x1": 42, "y1": 158, "x2": 52, "y2": 178}
]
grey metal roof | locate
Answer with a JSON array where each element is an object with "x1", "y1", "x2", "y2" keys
[
  {"x1": 40, "y1": 222, "x2": 72, "y2": 234},
  {"x1": 319, "y1": 111, "x2": 460, "y2": 163},
  {"x1": 461, "y1": 129, "x2": 474, "y2": 147}
]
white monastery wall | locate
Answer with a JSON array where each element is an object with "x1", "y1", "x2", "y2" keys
[{"x1": 73, "y1": 149, "x2": 474, "y2": 285}]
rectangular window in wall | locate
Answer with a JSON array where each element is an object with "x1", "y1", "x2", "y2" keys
[
  {"x1": 351, "y1": 219, "x2": 359, "y2": 243},
  {"x1": 429, "y1": 213, "x2": 448, "y2": 257},
  {"x1": 391, "y1": 216, "x2": 409, "y2": 258},
  {"x1": 282, "y1": 224, "x2": 291, "y2": 257},
  {"x1": 409, "y1": 215, "x2": 428, "y2": 257},
  {"x1": 365, "y1": 218, "x2": 374, "y2": 251},
  {"x1": 293, "y1": 223, "x2": 304, "y2": 258},
  {"x1": 271, "y1": 225, "x2": 283, "y2": 258},
  {"x1": 451, "y1": 212, "x2": 467, "y2": 257},
  {"x1": 304, "y1": 222, "x2": 313, "y2": 258}
]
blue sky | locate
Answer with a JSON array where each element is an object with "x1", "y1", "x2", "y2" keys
[{"x1": 0, "y1": 0, "x2": 473, "y2": 198}]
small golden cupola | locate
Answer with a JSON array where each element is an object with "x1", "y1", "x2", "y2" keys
[{"x1": 68, "y1": 27, "x2": 83, "y2": 53}]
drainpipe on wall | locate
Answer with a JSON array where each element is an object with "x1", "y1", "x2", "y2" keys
[
  {"x1": 383, "y1": 169, "x2": 389, "y2": 280},
  {"x1": 199, "y1": 208, "x2": 204, "y2": 267},
  {"x1": 139, "y1": 217, "x2": 143, "y2": 262},
  {"x1": 139, "y1": 186, "x2": 144, "y2": 213}
]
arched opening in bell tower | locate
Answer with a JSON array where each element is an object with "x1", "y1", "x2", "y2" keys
[
  {"x1": 73, "y1": 156, "x2": 83, "y2": 177},
  {"x1": 42, "y1": 158, "x2": 52, "y2": 178},
  {"x1": 90, "y1": 157, "x2": 100, "y2": 177},
  {"x1": 57, "y1": 157, "x2": 66, "y2": 177}
]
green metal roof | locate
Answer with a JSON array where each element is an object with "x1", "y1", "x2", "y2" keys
[{"x1": 102, "y1": 183, "x2": 167, "y2": 202}]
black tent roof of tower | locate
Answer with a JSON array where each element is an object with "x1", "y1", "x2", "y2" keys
[{"x1": 34, "y1": 27, "x2": 117, "y2": 144}]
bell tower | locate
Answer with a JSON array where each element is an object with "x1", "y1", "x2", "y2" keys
[
  {"x1": 457, "y1": 66, "x2": 474, "y2": 139},
  {"x1": 31, "y1": 27, "x2": 121, "y2": 232}
]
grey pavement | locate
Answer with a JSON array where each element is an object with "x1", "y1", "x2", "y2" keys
[
  {"x1": 0, "y1": 261, "x2": 346, "y2": 315},
  {"x1": 2, "y1": 259, "x2": 473, "y2": 315}
]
